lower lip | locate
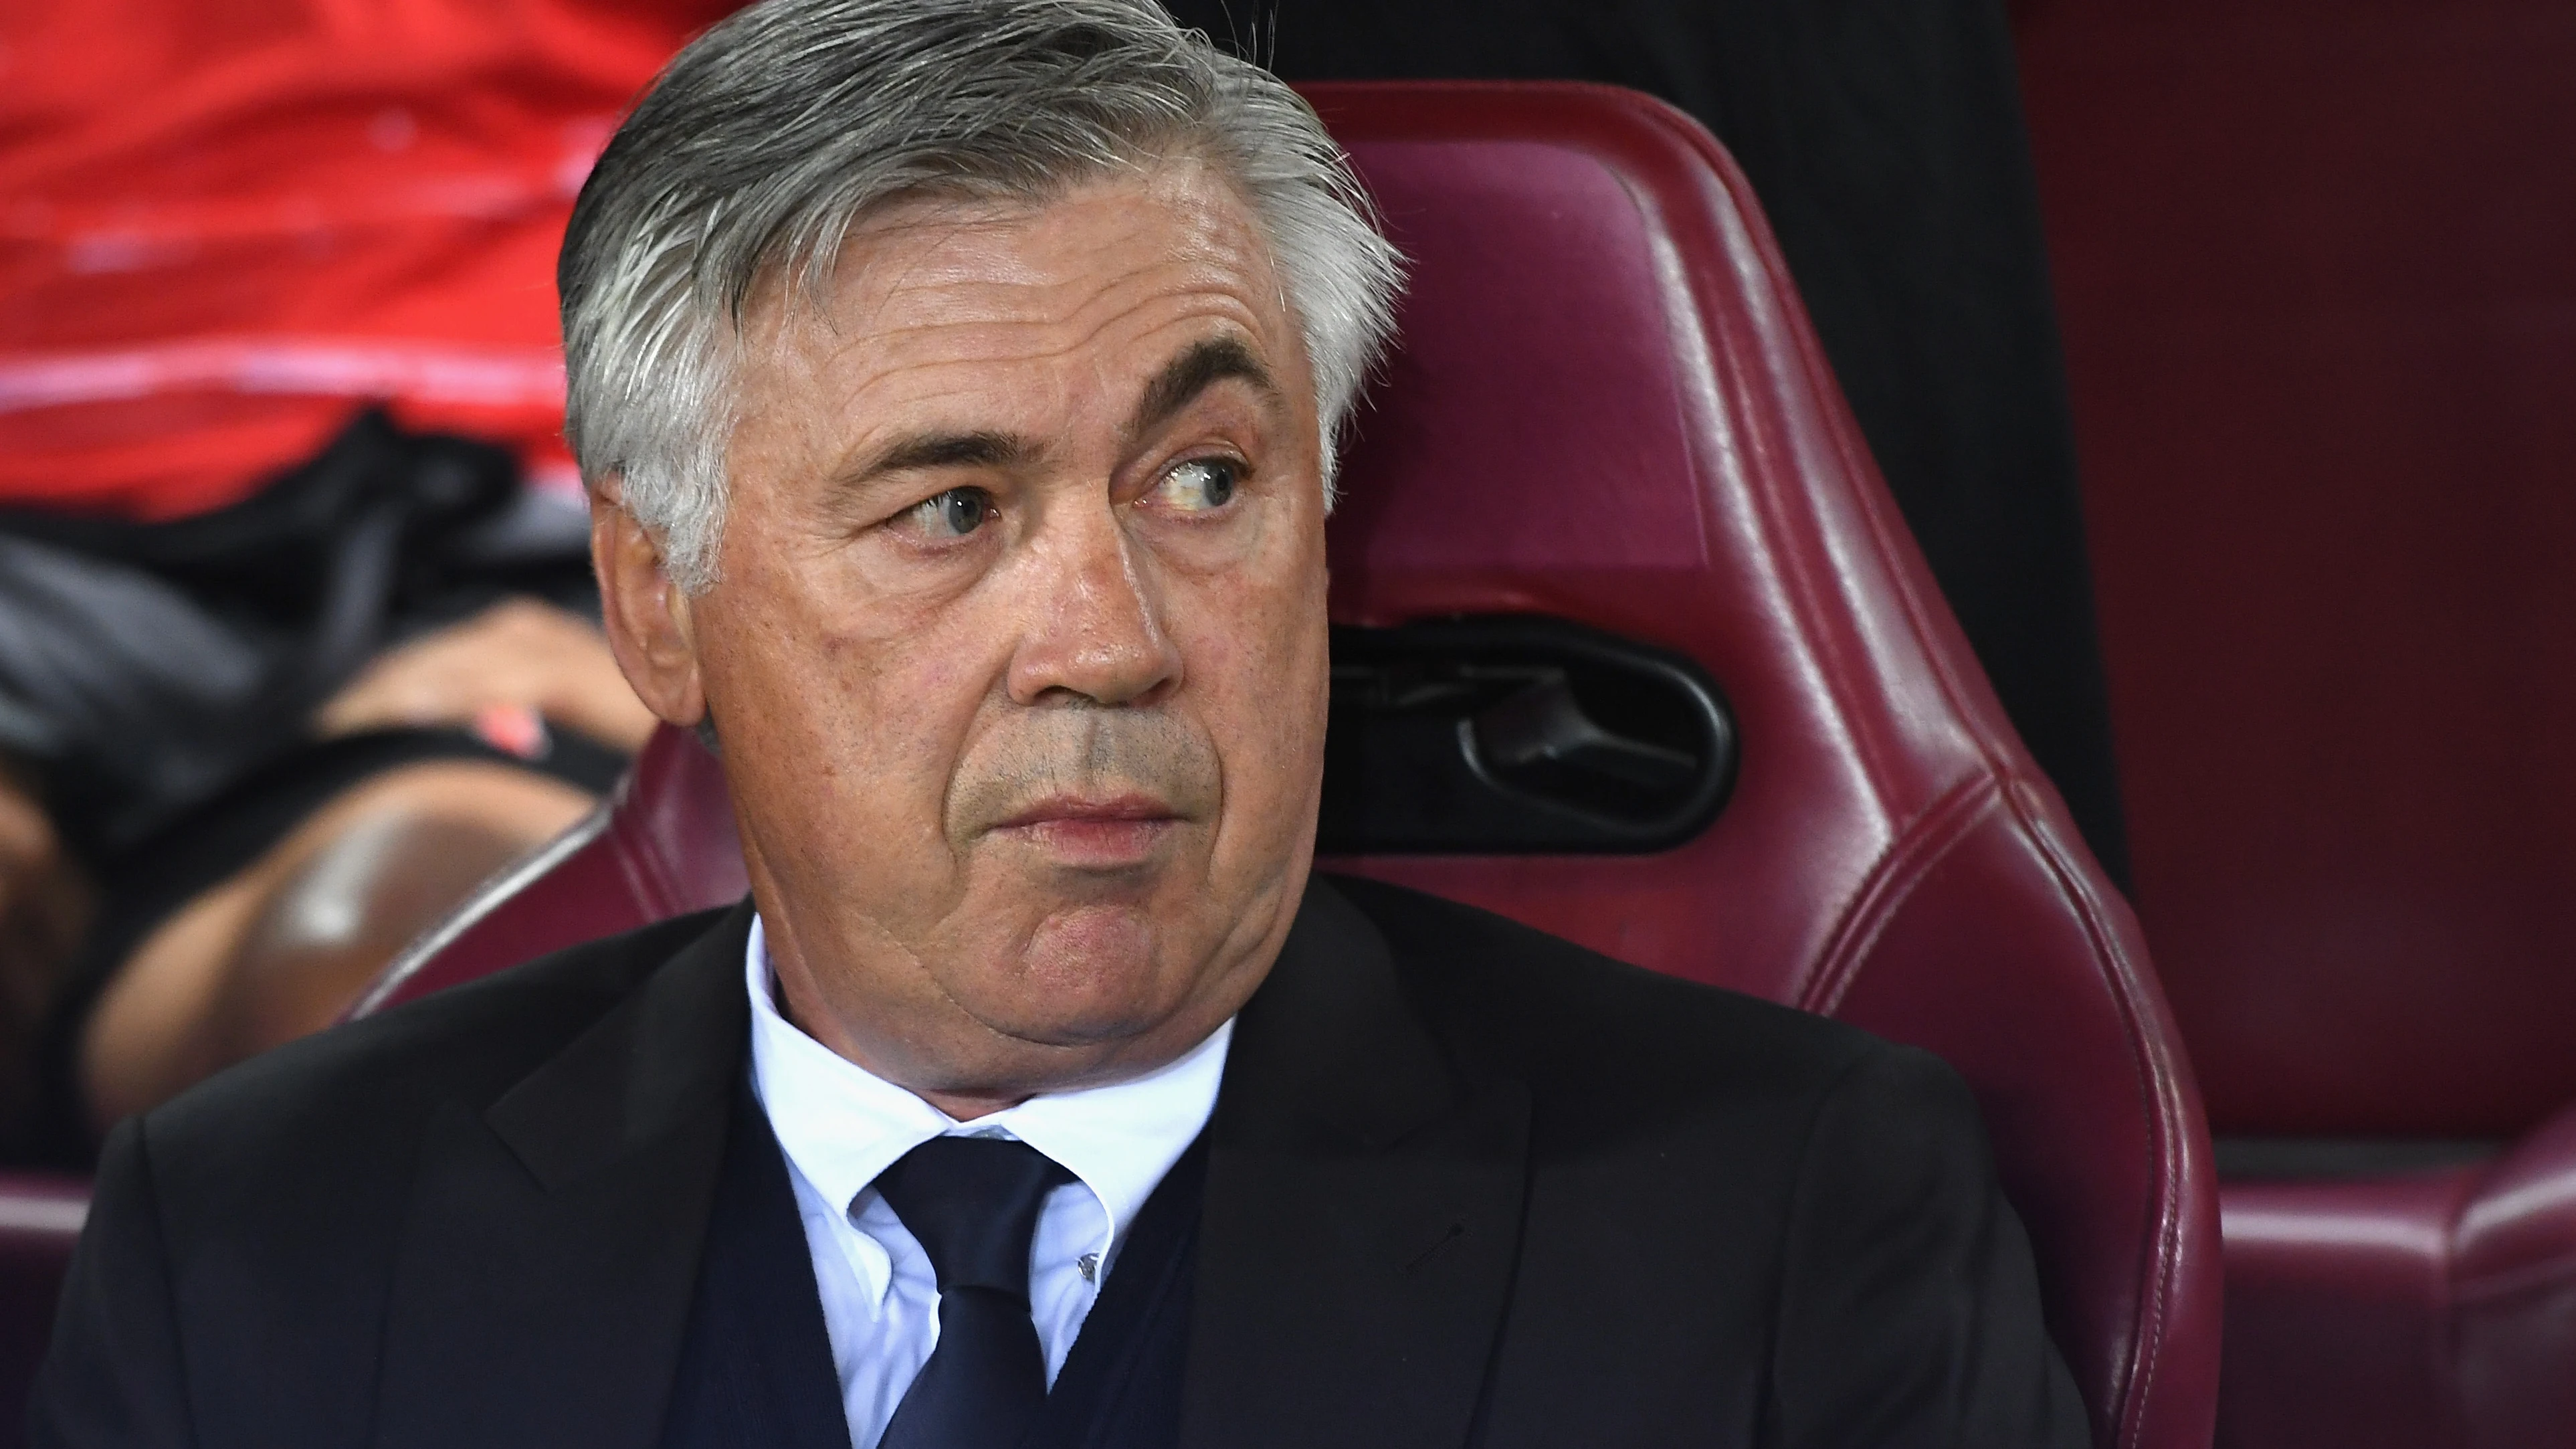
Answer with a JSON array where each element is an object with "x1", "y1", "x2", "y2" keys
[{"x1": 996, "y1": 816, "x2": 1179, "y2": 867}]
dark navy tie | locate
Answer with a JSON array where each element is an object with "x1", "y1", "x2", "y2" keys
[{"x1": 874, "y1": 1135, "x2": 1074, "y2": 1449}]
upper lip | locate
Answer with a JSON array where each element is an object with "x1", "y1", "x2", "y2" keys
[{"x1": 993, "y1": 793, "x2": 1181, "y2": 830}]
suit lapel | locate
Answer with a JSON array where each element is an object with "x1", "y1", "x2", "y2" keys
[
  {"x1": 1183, "y1": 879, "x2": 1531, "y2": 1449},
  {"x1": 371, "y1": 903, "x2": 756, "y2": 1449}
]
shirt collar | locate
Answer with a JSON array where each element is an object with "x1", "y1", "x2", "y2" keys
[{"x1": 745, "y1": 914, "x2": 1230, "y2": 1264}]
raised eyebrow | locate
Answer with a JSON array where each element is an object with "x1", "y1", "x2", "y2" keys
[{"x1": 1126, "y1": 336, "x2": 1281, "y2": 442}]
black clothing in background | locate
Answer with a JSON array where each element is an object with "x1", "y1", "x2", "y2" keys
[
  {"x1": 0, "y1": 407, "x2": 599, "y2": 866},
  {"x1": 1171, "y1": 0, "x2": 2131, "y2": 884},
  {"x1": 33, "y1": 875, "x2": 2087, "y2": 1448}
]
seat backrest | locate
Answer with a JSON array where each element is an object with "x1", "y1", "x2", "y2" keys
[{"x1": 367, "y1": 81, "x2": 2219, "y2": 1449}]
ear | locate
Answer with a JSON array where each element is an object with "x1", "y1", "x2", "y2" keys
[{"x1": 591, "y1": 480, "x2": 708, "y2": 731}]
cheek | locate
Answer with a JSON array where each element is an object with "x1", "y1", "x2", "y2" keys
[
  {"x1": 1172, "y1": 530, "x2": 1331, "y2": 830},
  {"x1": 702, "y1": 550, "x2": 999, "y2": 857}
]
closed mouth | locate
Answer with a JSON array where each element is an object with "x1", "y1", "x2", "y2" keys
[{"x1": 993, "y1": 793, "x2": 1181, "y2": 830}]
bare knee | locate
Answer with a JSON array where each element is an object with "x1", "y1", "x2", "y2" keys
[
  {"x1": 218, "y1": 807, "x2": 554, "y2": 1052},
  {"x1": 82, "y1": 764, "x2": 595, "y2": 1131}
]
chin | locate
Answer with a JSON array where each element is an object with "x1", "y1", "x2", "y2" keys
[
  {"x1": 963, "y1": 909, "x2": 1203, "y2": 1046},
  {"x1": 987, "y1": 1001, "x2": 1171, "y2": 1056}
]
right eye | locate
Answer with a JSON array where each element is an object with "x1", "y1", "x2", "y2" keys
[{"x1": 896, "y1": 486, "x2": 995, "y2": 541}]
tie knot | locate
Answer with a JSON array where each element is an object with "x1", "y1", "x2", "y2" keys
[{"x1": 872, "y1": 1135, "x2": 1073, "y2": 1295}]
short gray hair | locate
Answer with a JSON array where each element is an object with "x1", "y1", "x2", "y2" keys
[{"x1": 560, "y1": 0, "x2": 1403, "y2": 593}]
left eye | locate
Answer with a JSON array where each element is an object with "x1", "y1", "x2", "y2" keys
[
  {"x1": 897, "y1": 486, "x2": 995, "y2": 540},
  {"x1": 1151, "y1": 458, "x2": 1240, "y2": 512}
]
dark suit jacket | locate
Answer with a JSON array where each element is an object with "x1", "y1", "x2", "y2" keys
[{"x1": 33, "y1": 874, "x2": 2088, "y2": 1448}]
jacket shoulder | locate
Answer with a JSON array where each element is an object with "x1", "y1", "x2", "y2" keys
[{"x1": 138, "y1": 906, "x2": 734, "y2": 1216}]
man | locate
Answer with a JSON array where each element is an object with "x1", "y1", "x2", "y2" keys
[{"x1": 34, "y1": 1, "x2": 2091, "y2": 1444}]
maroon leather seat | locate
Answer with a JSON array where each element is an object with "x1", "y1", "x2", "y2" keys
[
  {"x1": 2217, "y1": 1117, "x2": 2576, "y2": 1448},
  {"x1": 365, "y1": 82, "x2": 2221, "y2": 1448}
]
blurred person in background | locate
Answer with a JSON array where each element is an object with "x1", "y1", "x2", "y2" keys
[{"x1": 0, "y1": 0, "x2": 737, "y2": 1161}]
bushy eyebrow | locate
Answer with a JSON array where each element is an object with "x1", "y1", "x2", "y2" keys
[
  {"x1": 854, "y1": 429, "x2": 1037, "y2": 481},
  {"x1": 1126, "y1": 335, "x2": 1280, "y2": 441},
  {"x1": 837, "y1": 334, "x2": 1278, "y2": 493}
]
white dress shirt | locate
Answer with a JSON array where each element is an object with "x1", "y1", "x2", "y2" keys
[{"x1": 744, "y1": 916, "x2": 1230, "y2": 1449}]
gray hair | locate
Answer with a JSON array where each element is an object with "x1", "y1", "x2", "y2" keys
[{"x1": 560, "y1": 0, "x2": 1403, "y2": 593}]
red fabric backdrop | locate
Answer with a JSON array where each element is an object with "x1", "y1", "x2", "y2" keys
[{"x1": 0, "y1": 0, "x2": 735, "y2": 519}]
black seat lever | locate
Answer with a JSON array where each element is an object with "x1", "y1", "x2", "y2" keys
[
  {"x1": 1468, "y1": 672, "x2": 1700, "y2": 792},
  {"x1": 1319, "y1": 616, "x2": 1736, "y2": 854}
]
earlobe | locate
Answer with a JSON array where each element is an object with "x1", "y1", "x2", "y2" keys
[{"x1": 589, "y1": 482, "x2": 708, "y2": 731}]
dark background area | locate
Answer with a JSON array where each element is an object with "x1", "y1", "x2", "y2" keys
[{"x1": 2021, "y1": 0, "x2": 2576, "y2": 1135}]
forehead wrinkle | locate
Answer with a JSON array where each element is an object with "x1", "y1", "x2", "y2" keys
[
  {"x1": 797, "y1": 282, "x2": 1278, "y2": 439},
  {"x1": 744, "y1": 158, "x2": 1282, "y2": 368},
  {"x1": 835, "y1": 255, "x2": 1274, "y2": 363},
  {"x1": 745, "y1": 171, "x2": 1302, "y2": 484},
  {"x1": 808, "y1": 173, "x2": 1281, "y2": 350}
]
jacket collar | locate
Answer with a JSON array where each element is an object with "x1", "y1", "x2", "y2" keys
[
  {"x1": 483, "y1": 901, "x2": 754, "y2": 1187},
  {"x1": 1184, "y1": 875, "x2": 1532, "y2": 1449},
  {"x1": 373, "y1": 901, "x2": 754, "y2": 1449}
]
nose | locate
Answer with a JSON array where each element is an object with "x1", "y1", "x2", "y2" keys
[{"x1": 1004, "y1": 498, "x2": 1183, "y2": 709}]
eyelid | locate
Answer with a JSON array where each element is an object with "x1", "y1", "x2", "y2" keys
[
  {"x1": 1163, "y1": 448, "x2": 1252, "y2": 482},
  {"x1": 880, "y1": 487, "x2": 946, "y2": 531}
]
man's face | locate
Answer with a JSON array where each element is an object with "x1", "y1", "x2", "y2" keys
[{"x1": 619, "y1": 162, "x2": 1329, "y2": 1104}]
